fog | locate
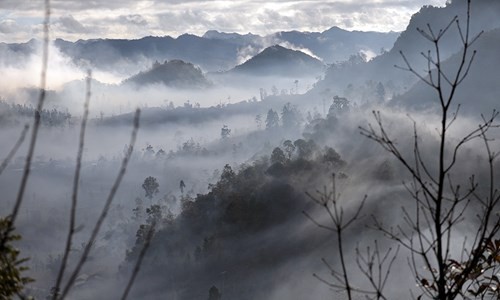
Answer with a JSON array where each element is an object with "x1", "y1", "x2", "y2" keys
[{"x1": 1, "y1": 1, "x2": 500, "y2": 299}]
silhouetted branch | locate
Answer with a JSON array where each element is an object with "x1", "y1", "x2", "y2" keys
[
  {"x1": 305, "y1": 173, "x2": 371, "y2": 300},
  {"x1": 1, "y1": 0, "x2": 50, "y2": 251},
  {"x1": 59, "y1": 108, "x2": 141, "y2": 300},
  {"x1": 52, "y1": 70, "x2": 92, "y2": 300},
  {"x1": 362, "y1": 1, "x2": 500, "y2": 298},
  {"x1": 355, "y1": 242, "x2": 400, "y2": 300},
  {"x1": 121, "y1": 221, "x2": 156, "y2": 300}
]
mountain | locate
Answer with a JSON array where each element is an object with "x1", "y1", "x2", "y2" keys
[
  {"x1": 202, "y1": 30, "x2": 262, "y2": 46},
  {"x1": 312, "y1": 0, "x2": 500, "y2": 98},
  {"x1": 273, "y1": 26, "x2": 399, "y2": 63},
  {"x1": 123, "y1": 60, "x2": 212, "y2": 89},
  {"x1": 202, "y1": 27, "x2": 399, "y2": 64},
  {"x1": 229, "y1": 45, "x2": 324, "y2": 77},
  {"x1": 48, "y1": 26, "x2": 398, "y2": 76},
  {"x1": 54, "y1": 35, "x2": 240, "y2": 73},
  {"x1": 391, "y1": 27, "x2": 500, "y2": 115},
  {"x1": 0, "y1": 39, "x2": 38, "y2": 67}
]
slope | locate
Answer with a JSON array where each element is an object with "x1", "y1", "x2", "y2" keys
[{"x1": 230, "y1": 45, "x2": 324, "y2": 78}]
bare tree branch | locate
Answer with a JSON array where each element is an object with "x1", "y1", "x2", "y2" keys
[
  {"x1": 52, "y1": 70, "x2": 92, "y2": 300},
  {"x1": 121, "y1": 221, "x2": 156, "y2": 300},
  {"x1": 1, "y1": 0, "x2": 50, "y2": 251},
  {"x1": 59, "y1": 109, "x2": 141, "y2": 300}
]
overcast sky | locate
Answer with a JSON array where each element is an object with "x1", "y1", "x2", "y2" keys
[{"x1": 0, "y1": 0, "x2": 447, "y2": 43}]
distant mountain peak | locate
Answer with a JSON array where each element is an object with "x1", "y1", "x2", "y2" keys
[
  {"x1": 262, "y1": 44, "x2": 286, "y2": 52},
  {"x1": 322, "y1": 26, "x2": 345, "y2": 32},
  {"x1": 202, "y1": 30, "x2": 258, "y2": 40},
  {"x1": 230, "y1": 44, "x2": 324, "y2": 77}
]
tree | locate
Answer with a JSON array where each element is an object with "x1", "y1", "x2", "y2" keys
[
  {"x1": 283, "y1": 140, "x2": 295, "y2": 160},
  {"x1": 155, "y1": 149, "x2": 166, "y2": 158},
  {"x1": 182, "y1": 138, "x2": 196, "y2": 154},
  {"x1": 322, "y1": 147, "x2": 345, "y2": 168},
  {"x1": 255, "y1": 114, "x2": 262, "y2": 129},
  {"x1": 293, "y1": 139, "x2": 316, "y2": 159},
  {"x1": 281, "y1": 102, "x2": 301, "y2": 129},
  {"x1": 144, "y1": 144, "x2": 155, "y2": 158},
  {"x1": 220, "y1": 124, "x2": 231, "y2": 139},
  {"x1": 180, "y1": 180, "x2": 186, "y2": 194},
  {"x1": 0, "y1": 217, "x2": 33, "y2": 299},
  {"x1": 270, "y1": 147, "x2": 286, "y2": 164},
  {"x1": 145, "y1": 204, "x2": 162, "y2": 225},
  {"x1": 142, "y1": 176, "x2": 159, "y2": 200},
  {"x1": 208, "y1": 286, "x2": 222, "y2": 300},
  {"x1": 359, "y1": 1, "x2": 500, "y2": 298},
  {"x1": 328, "y1": 96, "x2": 350, "y2": 117},
  {"x1": 209, "y1": 164, "x2": 236, "y2": 195},
  {"x1": 265, "y1": 109, "x2": 280, "y2": 130},
  {"x1": 306, "y1": 3, "x2": 500, "y2": 300},
  {"x1": 132, "y1": 197, "x2": 144, "y2": 221},
  {"x1": 304, "y1": 174, "x2": 374, "y2": 300},
  {"x1": 259, "y1": 88, "x2": 267, "y2": 101}
]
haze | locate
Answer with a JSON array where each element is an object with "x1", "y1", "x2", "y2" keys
[{"x1": 1, "y1": 0, "x2": 500, "y2": 299}]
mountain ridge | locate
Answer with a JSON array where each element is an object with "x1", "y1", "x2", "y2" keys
[
  {"x1": 229, "y1": 44, "x2": 324, "y2": 78},
  {"x1": 310, "y1": 0, "x2": 500, "y2": 98},
  {"x1": 33, "y1": 25, "x2": 399, "y2": 74}
]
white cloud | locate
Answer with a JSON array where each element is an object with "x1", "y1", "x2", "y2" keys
[
  {"x1": 0, "y1": 19, "x2": 21, "y2": 33},
  {"x1": 56, "y1": 15, "x2": 88, "y2": 33},
  {"x1": 0, "y1": 0, "x2": 447, "y2": 42}
]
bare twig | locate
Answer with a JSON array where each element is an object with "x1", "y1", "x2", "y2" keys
[
  {"x1": 305, "y1": 173, "x2": 369, "y2": 300},
  {"x1": 361, "y1": 1, "x2": 500, "y2": 298},
  {"x1": 121, "y1": 221, "x2": 156, "y2": 300},
  {"x1": 52, "y1": 70, "x2": 92, "y2": 299},
  {"x1": 1, "y1": 0, "x2": 50, "y2": 250},
  {"x1": 59, "y1": 108, "x2": 141, "y2": 300}
]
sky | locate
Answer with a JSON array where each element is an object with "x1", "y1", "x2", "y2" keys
[{"x1": 0, "y1": 0, "x2": 447, "y2": 43}]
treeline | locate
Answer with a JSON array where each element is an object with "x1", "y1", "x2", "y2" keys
[{"x1": 0, "y1": 100, "x2": 71, "y2": 126}]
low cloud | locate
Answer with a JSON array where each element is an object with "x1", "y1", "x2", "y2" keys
[
  {"x1": 57, "y1": 15, "x2": 88, "y2": 33},
  {"x1": 0, "y1": 19, "x2": 22, "y2": 34},
  {"x1": 0, "y1": 0, "x2": 447, "y2": 42}
]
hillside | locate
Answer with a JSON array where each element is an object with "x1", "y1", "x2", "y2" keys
[
  {"x1": 202, "y1": 26, "x2": 399, "y2": 64},
  {"x1": 0, "y1": 39, "x2": 38, "y2": 67},
  {"x1": 230, "y1": 45, "x2": 324, "y2": 78},
  {"x1": 123, "y1": 60, "x2": 212, "y2": 89},
  {"x1": 311, "y1": 0, "x2": 500, "y2": 99},
  {"x1": 274, "y1": 26, "x2": 399, "y2": 63},
  {"x1": 125, "y1": 142, "x2": 349, "y2": 299},
  {"x1": 391, "y1": 27, "x2": 500, "y2": 115}
]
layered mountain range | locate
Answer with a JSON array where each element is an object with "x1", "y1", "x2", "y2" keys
[
  {"x1": 3, "y1": 0, "x2": 500, "y2": 114},
  {"x1": 0, "y1": 26, "x2": 399, "y2": 74}
]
